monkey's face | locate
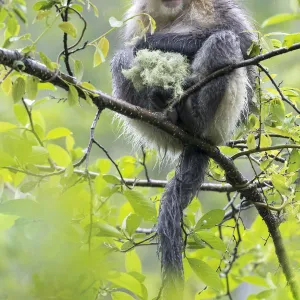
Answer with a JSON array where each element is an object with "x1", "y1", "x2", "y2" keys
[
  {"x1": 146, "y1": 0, "x2": 191, "y2": 17},
  {"x1": 161, "y1": 0, "x2": 183, "y2": 8}
]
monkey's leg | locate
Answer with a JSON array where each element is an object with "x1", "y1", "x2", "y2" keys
[{"x1": 178, "y1": 30, "x2": 247, "y2": 138}]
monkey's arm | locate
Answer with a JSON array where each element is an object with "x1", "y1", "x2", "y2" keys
[
  {"x1": 111, "y1": 47, "x2": 172, "y2": 110},
  {"x1": 177, "y1": 30, "x2": 247, "y2": 140},
  {"x1": 134, "y1": 32, "x2": 218, "y2": 59}
]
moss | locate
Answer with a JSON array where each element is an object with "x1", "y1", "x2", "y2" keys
[{"x1": 122, "y1": 49, "x2": 190, "y2": 98}]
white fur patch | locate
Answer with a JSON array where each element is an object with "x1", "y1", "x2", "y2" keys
[
  {"x1": 116, "y1": 114, "x2": 182, "y2": 161},
  {"x1": 204, "y1": 67, "x2": 249, "y2": 144}
]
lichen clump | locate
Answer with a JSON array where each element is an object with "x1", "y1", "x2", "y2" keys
[{"x1": 122, "y1": 49, "x2": 190, "y2": 98}]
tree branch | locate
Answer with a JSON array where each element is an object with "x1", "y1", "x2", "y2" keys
[{"x1": 168, "y1": 42, "x2": 300, "y2": 112}]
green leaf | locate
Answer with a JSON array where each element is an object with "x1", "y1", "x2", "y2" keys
[
  {"x1": 109, "y1": 17, "x2": 123, "y2": 28},
  {"x1": 27, "y1": 146, "x2": 49, "y2": 164},
  {"x1": 2, "y1": 76, "x2": 12, "y2": 95},
  {"x1": 85, "y1": 94, "x2": 94, "y2": 106},
  {"x1": 58, "y1": 22, "x2": 77, "y2": 38},
  {"x1": 81, "y1": 81, "x2": 96, "y2": 91},
  {"x1": 124, "y1": 213, "x2": 142, "y2": 236},
  {"x1": 93, "y1": 222, "x2": 123, "y2": 238},
  {"x1": 262, "y1": 13, "x2": 300, "y2": 27},
  {"x1": 0, "y1": 151, "x2": 15, "y2": 167},
  {"x1": 93, "y1": 37, "x2": 109, "y2": 67},
  {"x1": 270, "y1": 98, "x2": 285, "y2": 124},
  {"x1": 89, "y1": 2, "x2": 99, "y2": 17},
  {"x1": 0, "y1": 122, "x2": 17, "y2": 132},
  {"x1": 106, "y1": 272, "x2": 144, "y2": 298},
  {"x1": 39, "y1": 52, "x2": 54, "y2": 70},
  {"x1": 0, "y1": 199, "x2": 40, "y2": 218},
  {"x1": 96, "y1": 159, "x2": 111, "y2": 174},
  {"x1": 67, "y1": 85, "x2": 78, "y2": 106},
  {"x1": 187, "y1": 258, "x2": 222, "y2": 291},
  {"x1": 34, "y1": 10, "x2": 52, "y2": 22},
  {"x1": 33, "y1": 1, "x2": 57, "y2": 11},
  {"x1": 26, "y1": 76, "x2": 39, "y2": 100},
  {"x1": 238, "y1": 276, "x2": 269, "y2": 288},
  {"x1": 271, "y1": 174, "x2": 290, "y2": 194},
  {"x1": 45, "y1": 127, "x2": 72, "y2": 140},
  {"x1": 7, "y1": 15, "x2": 18, "y2": 35},
  {"x1": 47, "y1": 144, "x2": 71, "y2": 167},
  {"x1": 103, "y1": 175, "x2": 120, "y2": 185},
  {"x1": 12, "y1": 77, "x2": 25, "y2": 103},
  {"x1": 288, "y1": 150, "x2": 300, "y2": 175},
  {"x1": 70, "y1": 4, "x2": 83, "y2": 13},
  {"x1": 124, "y1": 190, "x2": 156, "y2": 222},
  {"x1": 74, "y1": 60, "x2": 84, "y2": 82},
  {"x1": 112, "y1": 292, "x2": 134, "y2": 300},
  {"x1": 38, "y1": 82, "x2": 56, "y2": 91},
  {"x1": 194, "y1": 231, "x2": 226, "y2": 252},
  {"x1": 247, "y1": 114, "x2": 259, "y2": 129},
  {"x1": 247, "y1": 134, "x2": 256, "y2": 150},
  {"x1": 126, "y1": 250, "x2": 142, "y2": 273},
  {"x1": 121, "y1": 241, "x2": 135, "y2": 252},
  {"x1": 260, "y1": 135, "x2": 272, "y2": 148},
  {"x1": 283, "y1": 33, "x2": 300, "y2": 48},
  {"x1": 195, "y1": 209, "x2": 225, "y2": 231},
  {"x1": 20, "y1": 181, "x2": 39, "y2": 193},
  {"x1": 14, "y1": 103, "x2": 28, "y2": 125}
]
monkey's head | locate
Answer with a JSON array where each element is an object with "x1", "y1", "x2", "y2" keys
[{"x1": 143, "y1": 0, "x2": 192, "y2": 18}]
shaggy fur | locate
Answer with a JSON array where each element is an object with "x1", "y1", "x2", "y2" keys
[{"x1": 111, "y1": 0, "x2": 257, "y2": 295}]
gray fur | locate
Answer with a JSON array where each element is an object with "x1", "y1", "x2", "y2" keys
[
  {"x1": 111, "y1": 0, "x2": 257, "y2": 295},
  {"x1": 158, "y1": 146, "x2": 208, "y2": 293}
]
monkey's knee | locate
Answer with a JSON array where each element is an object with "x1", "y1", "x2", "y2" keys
[{"x1": 192, "y1": 31, "x2": 243, "y2": 73}]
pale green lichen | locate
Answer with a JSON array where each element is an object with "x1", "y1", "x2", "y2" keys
[{"x1": 122, "y1": 49, "x2": 190, "y2": 98}]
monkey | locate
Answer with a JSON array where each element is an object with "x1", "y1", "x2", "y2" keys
[{"x1": 111, "y1": 0, "x2": 256, "y2": 296}]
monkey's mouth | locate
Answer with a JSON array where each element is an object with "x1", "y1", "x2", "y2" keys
[{"x1": 162, "y1": 0, "x2": 182, "y2": 8}]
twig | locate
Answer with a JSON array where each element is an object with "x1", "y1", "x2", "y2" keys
[
  {"x1": 59, "y1": 0, "x2": 73, "y2": 76},
  {"x1": 0, "y1": 67, "x2": 13, "y2": 84},
  {"x1": 120, "y1": 233, "x2": 157, "y2": 252},
  {"x1": 21, "y1": 98, "x2": 56, "y2": 169},
  {"x1": 6, "y1": 164, "x2": 273, "y2": 192},
  {"x1": 140, "y1": 146, "x2": 151, "y2": 182},
  {"x1": 258, "y1": 63, "x2": 300, "y2": 114},
  {"x1": 232, "y1": 144, "x2": 300, "y2": 160},
  {"x1": 93, "y1": 139, "x2": 131, "y2": 189}
]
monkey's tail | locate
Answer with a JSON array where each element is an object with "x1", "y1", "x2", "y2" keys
[{"x1": 158, "y1": 145, "x2": 209, "y2": 298}]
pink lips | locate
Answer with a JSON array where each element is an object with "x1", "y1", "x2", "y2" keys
[{"x1": 162, "y1": 0, "x2": 182, "y2": 8}]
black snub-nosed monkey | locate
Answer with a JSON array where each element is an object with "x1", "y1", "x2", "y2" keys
[{"x1": 111, "y1": 0, "x2": 256, "y2": 296}]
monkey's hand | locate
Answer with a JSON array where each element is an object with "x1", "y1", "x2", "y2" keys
[
  {"x1": 148, "y1": 86, "x2": 173, "y2": 111},
  {"x1": 133, "y1": 33, "x2": 153, "y2": 55}
]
